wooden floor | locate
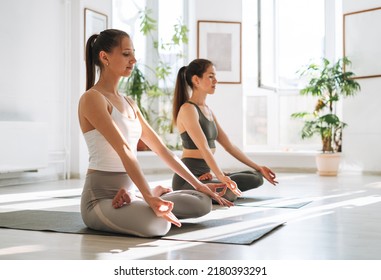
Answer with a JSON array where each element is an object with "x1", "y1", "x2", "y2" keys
[{"x1": 0, "y1": 172, "x2": 381, "y2": 260}]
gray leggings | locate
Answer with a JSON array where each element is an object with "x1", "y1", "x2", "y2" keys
[
  {"x1": 81, "y1": 171, "x2": 212, "y2": 237},
  {"x1": 172, "y1": 158, "x2": 264, "y2": 201}
]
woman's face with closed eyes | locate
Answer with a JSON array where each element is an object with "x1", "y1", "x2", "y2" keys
[
  {"x1": 105, "y1": 36, "x2": 137, "y2": 77},
  {"x1": 198, "y1": 65, "x2": 218, "y2": 94}
]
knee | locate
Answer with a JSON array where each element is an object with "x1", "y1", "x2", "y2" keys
[
  {"x1": 223, "y1": 189, "x2": 238, "y2": 202},
  {"x1": 168, "y1": 191, "x2": 212, "y2": 219},
  {"x1": 192, "y1": 193, "x2": 212, "y2": 217},
  {"x1": 184, "y1": 192, "x2": 212, "y2": 218},
  {"x1": 130, "y1": 203, "x2": 171, "y2": 237},
  {"x1": 257, "y1": 173, "x2": 264, "y2": 186},
  {"x1": 230, "y1": 171, "x2": 264, "y2": 191},
  {"x1": 140, "y1": 218, "x2": 171, "y2": 237}
]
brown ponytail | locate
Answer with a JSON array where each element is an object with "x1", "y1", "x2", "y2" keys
[
  {"x1": 172, "y1": 66, "x2": 189, "y2": 126},
  {"x1": 172, "y1": 59, "x2": 214, "y2": 126},
  {"x1": 85, "y1": 34, "x2": 98, "y2": 90},
  {"x1": 85, "y1": 29, "x2": 130, "y2": 90}
]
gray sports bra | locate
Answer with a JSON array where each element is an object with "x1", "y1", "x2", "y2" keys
[{"x1": 180, "y1": 101, "x2": 218, "y2": 149}]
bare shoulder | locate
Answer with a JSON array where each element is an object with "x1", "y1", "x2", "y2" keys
[
  {"x1": 80, "y1": 89, "x2": 101, "y2": 102},
  {"x1": 179, "y1": 102, "x2": 197, "y2": 116},
  {"x1": 79, "y1": 89, "x2": 108, "y2": 111}
]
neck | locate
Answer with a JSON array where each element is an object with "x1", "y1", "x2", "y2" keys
[
  {"x1": 94, "y1": 75, "x2": 120, "y2": 96},
  {"x1": 189, "y1": 91, "x2": 207, "y2": 106}
]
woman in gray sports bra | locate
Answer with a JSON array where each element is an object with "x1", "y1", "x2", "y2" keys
[
  {"x1": 172, "y1": 59, "x2": 278, "y2": 201},
  {"x1": 79, "y1": 30, "x2": 233, "y2": 238}
]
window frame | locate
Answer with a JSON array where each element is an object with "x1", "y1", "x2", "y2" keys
[{"x1": 244, "y1": 0, "x2": 341, "y2": 152}]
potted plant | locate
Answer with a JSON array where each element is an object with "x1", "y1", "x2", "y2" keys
[{"x1": 291, "y1": 57, "x2": 361, "y2": 175}]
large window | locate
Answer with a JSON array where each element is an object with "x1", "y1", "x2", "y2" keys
[
  {"x1": 259, "y1": 0, "x2": 325, "y2": 90},
  {"x1": 112, "y1": 0, "x2": 186, "y2": 89},
  {"x1": 243, "y1": 0, "x2": 340, "y2": 151}
]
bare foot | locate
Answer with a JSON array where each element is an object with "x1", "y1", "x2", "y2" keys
[
  {"x1": 152, "y1": 185, "x2": 172, "y2": 197},
  {"x1": 112, "y1": 188, "x2": 132, "y2": 209},
  {"x1": 198, "y1": 172, "x2": 213, "y2": 181}
]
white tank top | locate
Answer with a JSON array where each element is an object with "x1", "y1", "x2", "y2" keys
[{"x1": 83, "y1": 97, "x2": 142, "y2": 172}]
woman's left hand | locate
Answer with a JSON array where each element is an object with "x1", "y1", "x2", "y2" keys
[{"x1": 258, "y1": 166, "x2": 278, "y2": 186}]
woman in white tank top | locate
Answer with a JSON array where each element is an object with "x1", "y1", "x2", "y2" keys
[{"x1": 78, "y1": 29, "x2": 233, "y2": 237}]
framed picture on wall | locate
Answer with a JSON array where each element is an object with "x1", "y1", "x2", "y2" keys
[
  {"x1": 84, "y1": 8, "x2": 108, "y2": 49},
  {"x1": 343, "y1": 7, "x2": 381, "y2": 79},
  {"x1": 197, "y1": 20, "x2": 242, "y2": 84}
]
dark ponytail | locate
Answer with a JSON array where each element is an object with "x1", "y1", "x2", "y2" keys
[
  {"x1": 85, "y1": 29, "x2": 130, "y2": 90},
  {"x1": 172, "y1": 59, "x2": 214, "y2": 126},
  {"x1": 172, "y1": 66, "x2": 189, "y2": 126},
  {"x1": 85, "y1": 34, "x2": 98, "y2": 90}
]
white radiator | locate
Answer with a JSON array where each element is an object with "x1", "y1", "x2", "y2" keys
[{"x1": 0, "y1": 121, "x2": 49, "y2": 173}]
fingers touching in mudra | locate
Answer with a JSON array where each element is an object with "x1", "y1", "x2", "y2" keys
[
  {"x1": 112, "y1": 186, "x2": 181, "y2": 227},
  {"x1": 220, "y1": 176, "x2": 242, "y2": 197}
]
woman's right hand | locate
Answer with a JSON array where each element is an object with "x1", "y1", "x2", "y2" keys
[
  {"x1": 218, "y1": 175, "x2": 242, "y2": 197},
  {"x1": 196, "y1": 183, "x2": 234, "y2": 207},
  {"x1": 146, "y1": 196, "x2": 181, "y2": 227}
]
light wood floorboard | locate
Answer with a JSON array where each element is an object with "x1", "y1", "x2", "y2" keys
[{"x1": 0, "y1": 172, "x2": 380, "y2": 260}]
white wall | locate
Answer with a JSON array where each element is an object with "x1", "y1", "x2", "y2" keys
[
  {"x1": 0, "y1": 0, "x2": 112, "y2": 184},
  {"x1": 1, "y1": 0, "x2": 380, "y2": 185},
  {"x1": 0, "y1": 0, "x2": 67, "y2": 184},
  {"x1": 342, "y1": 0, "x2": 381, "y2": 173},
  {"x1": 187, "y1": 0, "x2": 246, "y2": 170}
]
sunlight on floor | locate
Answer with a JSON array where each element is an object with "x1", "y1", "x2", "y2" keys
[
  {"x1": 0, "y1": 245, "x2": 45, "y2": 256},
  {"x1": 1, "y1": 173, "x2": 381, "y2": 260}
]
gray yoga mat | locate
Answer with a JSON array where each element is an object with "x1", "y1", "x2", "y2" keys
[
  {"x1": 0, "y1": 210, "x2": 284, "y2": 245},
  {"x1": 235, "y1": 196, "x2": 312, "y2": 209}
]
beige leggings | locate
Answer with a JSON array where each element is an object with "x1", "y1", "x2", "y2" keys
[{"x1": 81, "y1": 171, "x2": 211, "y2": 237}]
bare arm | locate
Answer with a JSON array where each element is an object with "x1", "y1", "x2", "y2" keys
[
  {"x1": 79, "y1": 92, "x2": 181, "y2": 226},
  {"x1": 177, "y1": 104, "x2": 241, "y2": 195},
  {"x1": 213, "y1": 114, "x2": 278, "y2": 186},
  {"x1": 131, "y1": 100, "x2": 234, "y2": 207}
]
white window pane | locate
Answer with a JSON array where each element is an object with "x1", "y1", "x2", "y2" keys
[
  {"x1": 112, "y1": 0, "x2": 147, "y2": 64},
  {"x1": 246, "y1": 96, "x2": 267, "y2": 145},
  {"x1": 278, "y1": 0, "x2": 325, "y2": 89},
  {"x1": 158, "y1": 0, "x2": 185, "y2": 89},
  {"x1": 259, "y1": 0, "x2": 325, "y2": 90}
]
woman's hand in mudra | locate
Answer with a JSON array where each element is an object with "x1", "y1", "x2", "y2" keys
[
  {"x1": 146, "y1": 196, "x2": 181, "y2": 228},
  {"x1": 197, "y1": 183, "x2": 234, "y2": 207},
  {"x1": 258, "y1": 166, "x2": 279, "y2": 186},
  {"x1": 219, "y1": 176, "x2": 242, "y2": 197}
]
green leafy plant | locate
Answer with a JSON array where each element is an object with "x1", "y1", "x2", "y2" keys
[{"x1": 291, "y1": 57, "x2": 361, "y2": 153}]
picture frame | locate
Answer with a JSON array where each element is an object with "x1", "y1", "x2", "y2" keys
[
  {"x1": 343, "y1": 7, "x2": 381, "y2": 79},
  {"x1": 197, "y1": 20, "x2": 242, "y2": 84},
  {"x1": 84, "y1": 8, "x2": 108, "y2": 49}
]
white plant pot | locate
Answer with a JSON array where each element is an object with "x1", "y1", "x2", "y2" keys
[{"x1": 315, "y1": 153, "x2": 341, "y2": 176}]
